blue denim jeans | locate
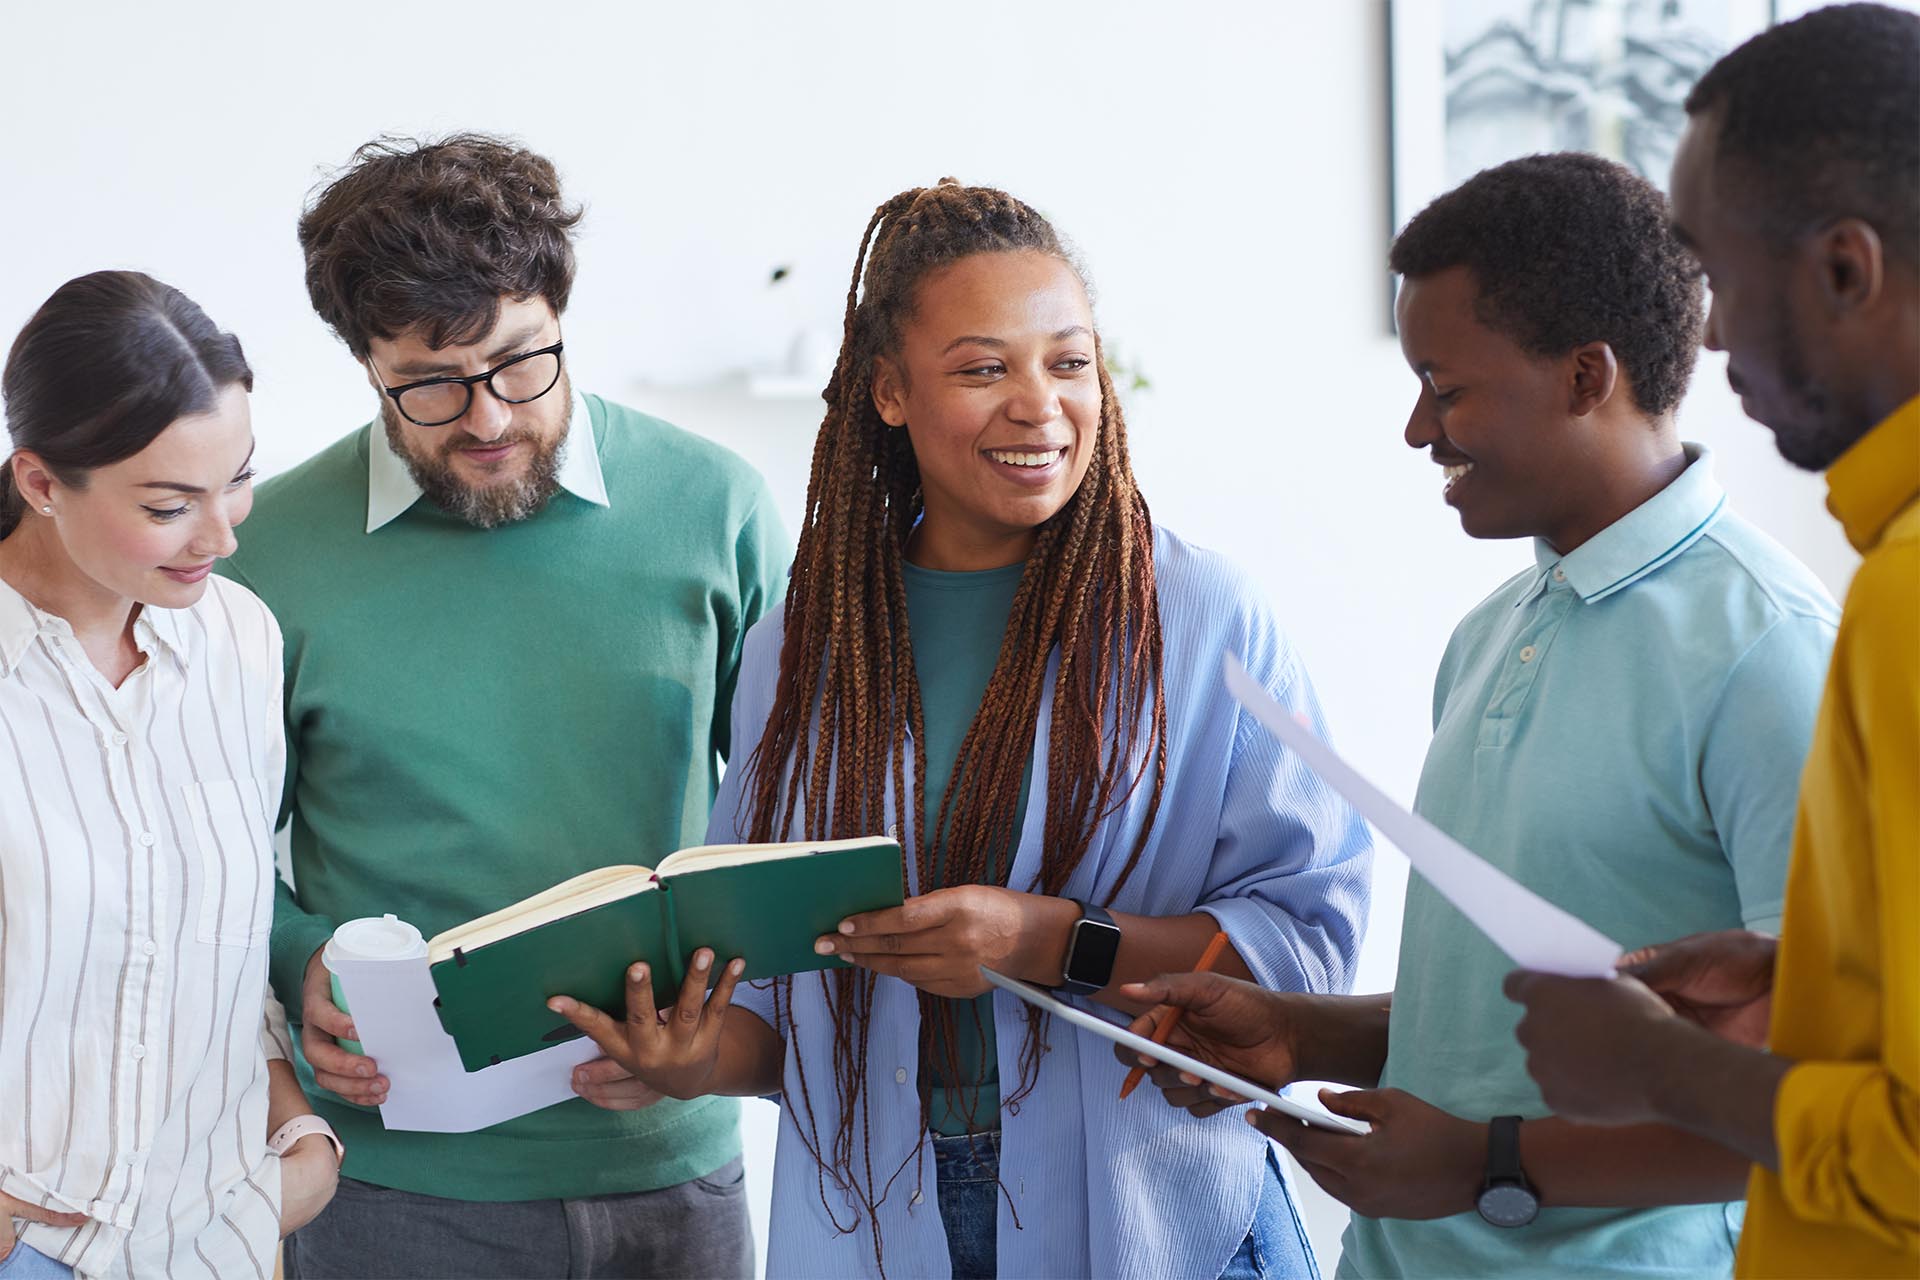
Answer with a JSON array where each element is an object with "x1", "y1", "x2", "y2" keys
[
  {"x1": 933, "y1": 1130, "x2": 1000, "y2": 1280},
  {"x1": 0, "y1": 1244, "x2": 73, "y2": 1280},
  {"x1": 935, "y1": 1132, "x2": 1318, "y2": 1280},
  {"x1": 1219, "y1": 1149, "x2": 1321, "y2": 1279}
]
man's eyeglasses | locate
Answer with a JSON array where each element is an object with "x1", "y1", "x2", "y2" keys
[{"x1": 370, "y1": 341, "x2": 566, "y2": 427}]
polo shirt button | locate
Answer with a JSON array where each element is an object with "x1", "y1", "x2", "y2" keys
[
  {"x1": 895, "y1": 1068, "x2": 908, "y2": 1084},
  {"x1": 138, "y1": 832, "x2": 156, "y2": 847},
  {"x1": 1553, "y1": 567, "x2": 1566, "y2": 582},
  {"x1": 1519, "y1": 646, "x2": 1537, "y2": 663}
]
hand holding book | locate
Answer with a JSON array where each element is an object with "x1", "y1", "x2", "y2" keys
[{"x1": 548, "y1": 947, "x2": 748, "y2": 1101}]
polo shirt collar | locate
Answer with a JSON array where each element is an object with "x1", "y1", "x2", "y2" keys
[
  {"x1": 1825, "y1": 395, "x2": 1920, "y2": 554},
  {"x1": 365, "y1": 387, "x2": 610, "y2": 533},
  {"x1": 1531, "y1": 443, "x2": 1726, "y2": 604},
  {"x1": 0, "y1": 579, "x2": 188, "y2": 678}
]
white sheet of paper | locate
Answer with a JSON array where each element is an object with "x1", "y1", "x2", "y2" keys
[
  {"x1": 331, "y1": 946, "x2": 598, "y2": 1133},
  {"x1": 1224, "y1": 655, "x2": 1623, "y2": 978},
  {"x1": 978, "y1": 968, "x2": 1368, "y2": 1134}
]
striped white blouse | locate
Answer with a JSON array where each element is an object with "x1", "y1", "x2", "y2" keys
[{"x1": 0, "y1": 575, "x2": 293, "y2": 1279}]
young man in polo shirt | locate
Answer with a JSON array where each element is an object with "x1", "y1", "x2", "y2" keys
[
  {"x1": 221, "y1": 134, "x2": 786, "y2": 1278},
  {"x1": 1120, "y1": 154, "x2": 1837, "y2": 1277},
  {"x1": 1506, "y1": 7, "x2": 1920, "y2": 1276}
]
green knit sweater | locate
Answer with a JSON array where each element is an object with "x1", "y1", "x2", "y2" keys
[{"x1": 221, "y1": 395, "x2": 787, "y2": 1201}]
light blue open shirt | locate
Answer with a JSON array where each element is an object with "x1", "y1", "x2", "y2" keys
[
  {"x1": 1342, "y1": 447, "x2": 1837, "y2": 1278},
  {"x1": 713, "y1": 526, "x2": 1373, "y2": 1278}
]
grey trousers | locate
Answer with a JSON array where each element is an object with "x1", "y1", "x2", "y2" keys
[{"x1": 281, "y1": 1158, "x2": 753, "y2": 1279}]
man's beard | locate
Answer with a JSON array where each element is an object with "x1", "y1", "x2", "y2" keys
[
  {"x1": 1759, "y1": 311, "x2": 1863, "y2": 473},
  {"x1": 382, "y1": 383, "x2": 568, "y2": 529}
]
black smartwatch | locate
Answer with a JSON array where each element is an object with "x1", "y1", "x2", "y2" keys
[
  {"x1": 1055, "y1": 899, "x2": 1121, "y2": 997},
  {"x1": 1476, "y1": 1115, "x2": 1539, "y2": 1227}
]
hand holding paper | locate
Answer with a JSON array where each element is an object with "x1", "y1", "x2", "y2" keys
[{"x1": 1224, "y1": 655, "x2": 1623, "y2": 978}]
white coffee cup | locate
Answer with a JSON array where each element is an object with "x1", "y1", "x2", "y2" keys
[{"x1": 323, "y1": 914, "x2": 426, "y2": 1054}]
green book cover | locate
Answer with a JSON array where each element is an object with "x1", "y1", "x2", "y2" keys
[{"x1": 429, "y1": 837, "x2": 904, "y2": 1072}]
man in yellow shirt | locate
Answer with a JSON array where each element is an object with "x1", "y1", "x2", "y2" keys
[{"x1": 1503, "y1": 5, "x2": 1919, "y2": 1277}]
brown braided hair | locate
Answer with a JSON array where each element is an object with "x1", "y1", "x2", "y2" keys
[{"x1": 740, "y1": 179, "x2": 1167, "y2": 1265}]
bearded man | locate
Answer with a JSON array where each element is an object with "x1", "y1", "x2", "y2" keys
[{"x1": 221, "y1": 133, "x2": 785, "y2": 1279}]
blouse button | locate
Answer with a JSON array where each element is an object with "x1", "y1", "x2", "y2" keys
[
  {"x1": 895, "y1": 1068, "x2": 908, "y2": 1084},
  {"x1": 1519, "y1": 646, "x2": 1537, "y2": 663}
]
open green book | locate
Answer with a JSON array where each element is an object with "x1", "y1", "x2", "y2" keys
[{"x1": 428, "y1": 836, "x2": 904, "y2": 1071}]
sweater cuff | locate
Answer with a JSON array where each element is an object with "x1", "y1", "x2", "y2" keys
[{"x1": 271, "y1": 913, "x2": 340, "y2": 1027}]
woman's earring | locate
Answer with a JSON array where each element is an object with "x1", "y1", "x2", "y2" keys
[{"x1": 40, "y1": 506, "x2": 52, "y2": 516}]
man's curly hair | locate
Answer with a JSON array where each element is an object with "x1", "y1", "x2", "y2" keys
[
  {"x1": 1390, "y1": 152, "x2": 1704, "y2": 415},
  {"x1": 298, "y1": 133, "x2": 583, "y2": 357}
]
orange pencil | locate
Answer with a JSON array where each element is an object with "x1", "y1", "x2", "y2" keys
[{"x1": 1119, "y1": 929, "x2": 1231, "y2": 1100}]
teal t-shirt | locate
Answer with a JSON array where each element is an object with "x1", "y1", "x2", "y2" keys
[
  {"x1": 901, "y1": 558, "x2": 1031, "y2": 1136},
  {"x1": 221, "y1": 394, "x2": 788, "y2": 1201},
  {"x1": 1340, "y1": 453, "x2": 1836, "y2": 1277}
]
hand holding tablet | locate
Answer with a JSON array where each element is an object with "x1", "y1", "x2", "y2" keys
[{"x1": 979, "y1": 967, "x2": 1369, "y2": 1135}]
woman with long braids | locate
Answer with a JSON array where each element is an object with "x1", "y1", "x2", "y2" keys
[{"x1": 554, "y1": 180, "x2": 1370, "y2": 1278}]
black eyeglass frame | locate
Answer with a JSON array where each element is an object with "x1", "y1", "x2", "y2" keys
[{"x1": 375, "y1": 340, "x2": 567, "y2": 427}]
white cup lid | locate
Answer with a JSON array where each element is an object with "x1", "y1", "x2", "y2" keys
[{"x1": 327, "y1": 913, "x2": 427, "y2": 963}]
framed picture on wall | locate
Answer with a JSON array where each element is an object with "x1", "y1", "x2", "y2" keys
[{"x1": 1389, "y1": 0, "x2": 1777, "y2": 247}]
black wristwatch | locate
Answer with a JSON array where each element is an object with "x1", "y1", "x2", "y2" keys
[
  {"x1": 1054, "y1": 899, "x2": 1121, "y2": 997},
  {"x1": 1476, "y1": 1115, "x2": 1539, "y2": 1227}
]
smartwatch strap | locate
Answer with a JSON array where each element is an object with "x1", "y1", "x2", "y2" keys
[{"x1": 268, "y1": 1114, "x2": 345, "y2": 1167}]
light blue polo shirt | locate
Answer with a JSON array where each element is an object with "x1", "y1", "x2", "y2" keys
[{"x1": 1340, "y1": 447, "x2": 1837, "y2": 1279}]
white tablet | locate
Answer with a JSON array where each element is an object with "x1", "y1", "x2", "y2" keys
[{"x1": 979, "y1": 967, "x2": 1369, "y2": 1135}]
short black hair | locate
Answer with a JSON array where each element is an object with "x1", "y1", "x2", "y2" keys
[
  {"x1": 1686, "y1": 3, "x2": 1919, "y2": 265},
  {"x1": 1390, "y1": 152, "x2": 1704, "y2": 416}
]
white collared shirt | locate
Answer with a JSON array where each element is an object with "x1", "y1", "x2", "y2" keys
[
  {"x1": 0, "y1": 575, "x2": 294, "y2": 1279},
  {"x1": 364, "y1": 387, "x2": 611, "y2": 533}
]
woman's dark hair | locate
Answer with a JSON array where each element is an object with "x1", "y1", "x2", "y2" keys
[
  {"x1": 1, "y1": 270, "x2": 254, "y2": 537},
  {"x1": 742, "y1": 180, "x2": 1165, "y2": 1266},
  {"x1": 298, "y1": 133, "x2": 583, "y2": 357}
]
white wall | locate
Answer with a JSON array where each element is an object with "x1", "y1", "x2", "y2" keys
[{"x1": 0, "y1": 2, "x2": 1873, "y2": 1271}]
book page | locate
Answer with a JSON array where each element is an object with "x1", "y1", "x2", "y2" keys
[
  {"x1": 426, "y1": 864, "x2": 655, "y2": 963},
  {"x1": 655, "y1": 835, "x2": 899, "y2": 877}
]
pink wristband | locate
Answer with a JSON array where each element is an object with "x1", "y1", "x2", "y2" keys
[{"x1": 268, "y1": 1115, "x2": 344, "y2": 1166}]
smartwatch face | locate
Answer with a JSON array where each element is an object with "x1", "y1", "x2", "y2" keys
[
  {"x1": 1066, "y1": 917, "x2": 1122, "y2": 987},
  {"x1": 1476, "y1": 1183, "x2": 1539, "y2": 1228}
]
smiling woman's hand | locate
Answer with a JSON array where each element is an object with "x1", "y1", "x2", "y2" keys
[{"x1": 815, "y1": 886, "x2": 1076, "y2": 999}]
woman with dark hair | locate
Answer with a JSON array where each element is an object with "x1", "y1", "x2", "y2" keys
[
  {"x1": 553, "y1": 181, "x2": 1372, "y2": 1278},
  {"x1": 0, "y1": 272, "x2": 338, "y2": 1277}
]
